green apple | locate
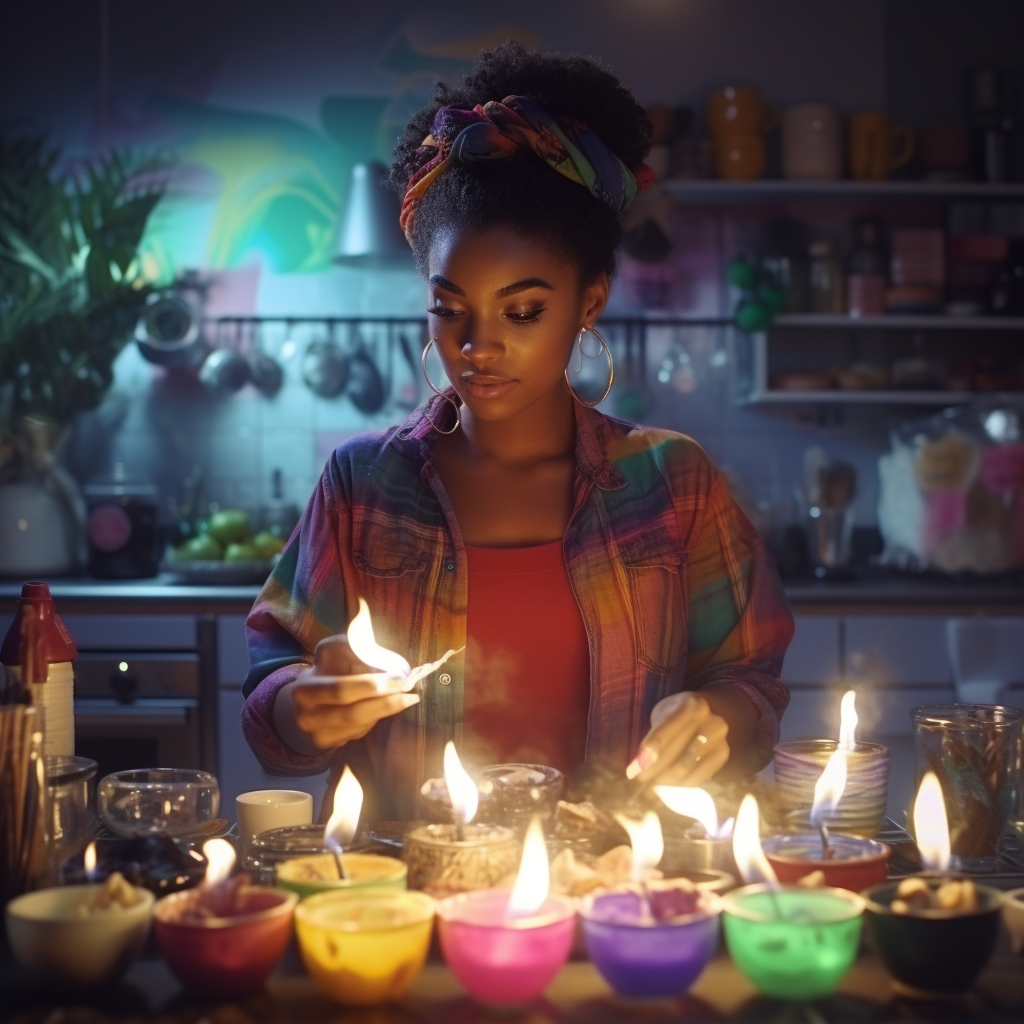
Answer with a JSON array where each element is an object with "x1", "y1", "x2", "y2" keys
[
  {"x1": 208, "y1": 509, "x2": 251, "y2": 545},
  {"x1": 252, "y1": 531, "x2": 285, "y2": 560},
  {"x1": 224, "y1": 542, "x2": 259, "y2": 563},
  {"x1": 175, "y1": 535, "x2": 223, "y2": 561}
]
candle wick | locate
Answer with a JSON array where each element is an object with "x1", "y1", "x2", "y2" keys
[
  {"x1": 332, "y1": 850, "x2": 347, "y2": 880},
  {"x1": 819, "y1": 822, "x2": 834, "y2": 861}
]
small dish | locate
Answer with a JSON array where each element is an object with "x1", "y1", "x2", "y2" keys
[
  {"x1": 98, "y1": 768, "x2": 220, "y2": 838},
  {"x1": 6, "y1": 883, "x2": 154, "y2": 988}
]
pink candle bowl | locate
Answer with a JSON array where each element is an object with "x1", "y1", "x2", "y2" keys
[
  {"x1": 773, "y1": 739, "x2": 889, "y2": 837},
  {"x1": 153, "y1": 885, "x2": 298, "y2": 997},
  {"x1": 763, "y1": 833, "x2": 892, "y2": 892},
  {"x1": 437, "y1": 889, "x2": 575, "y2": 1007}
]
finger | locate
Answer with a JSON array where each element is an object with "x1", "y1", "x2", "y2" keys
[
  {"x1": 627, "y1": 697, "x2": 710, "y2": 783},
  {"x1": 292, "y1": 674, "x2": 404, "y2": 708},
  {"x1": 668, "y1": 742, "x2": 730, "y2": 788},
  {"x1": 653, "y1": 718, "x2": 730, "y2": 787},
  {"x1": 314, "y1": 635, "x2": 376, "y2": 676},
  {"x1": 296, "y1": 693, "x2": 420, "y2": 747}
]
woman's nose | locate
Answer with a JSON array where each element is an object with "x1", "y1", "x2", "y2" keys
[{"x1": 461, "y1": 333, "x2": 505, "y2": 366}]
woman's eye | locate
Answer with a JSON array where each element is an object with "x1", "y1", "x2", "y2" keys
[
  {"x1": 426, "y1": 305, "x2": 461, "y2": 318},
  {"x1": 507, "y1": 308, "x2": 545, "y2": 324}
]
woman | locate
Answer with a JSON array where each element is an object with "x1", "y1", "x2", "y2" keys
[{"x1": 242, "y1": 42, "x2": 793, "y2": 820}]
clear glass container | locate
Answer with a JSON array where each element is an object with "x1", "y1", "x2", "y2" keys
[
  {"x1": 47, "y1": 755, "x2": 98, "y2": 869},
  {"x1": 98, "y1": 768, "x2": 219, "y2": 838},
  {"x1": 476, "y1": 763, "x2": 564, "y2": 837},
  {"x1": 808, "y1": 240, "x2": 846, "y2": 313},
  {"x1": 912, "y1": 704, "x2": 1024, "y2": 871},
  {"x1": 247, "y1": 824, "x2": 329, "y2": 883}
]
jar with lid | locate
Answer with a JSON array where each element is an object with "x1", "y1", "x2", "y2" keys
[
  {"x1": 84, "y1": 463, "x2": 162, "y2": 578},
  {"x1": 247, "y1": 824, "x2": 330, "y2": 882},
  {"x1": 847, "y1": 218, "x2": 888, "y2": 317},
  {"x1": 808, "y1": 240, "x2": 846, "y2": 313}
]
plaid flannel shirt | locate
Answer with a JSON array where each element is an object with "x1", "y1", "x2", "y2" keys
[{"x1": 242, "y1": 394, "x2": 793, "y2": 819}]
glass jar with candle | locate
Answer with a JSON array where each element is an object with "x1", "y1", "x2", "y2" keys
[
  {"x1": 248, "y1": 824, "x2": 330, "y2": 884},
  {"x1": 911, "y1": 703, "x2": 1024, "y2": 870}
]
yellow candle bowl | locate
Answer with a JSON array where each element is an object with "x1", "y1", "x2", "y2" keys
[
  {"x1": 276, "y1": 853, "x2": 407, "y2": 900},
  {"x1": 294, "y1": 888, "x2": 435, "y2": 1005}
]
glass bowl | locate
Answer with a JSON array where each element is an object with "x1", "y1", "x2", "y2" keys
[{"x1": 98, "y1": 768, "x2": 219, "y2": 837}]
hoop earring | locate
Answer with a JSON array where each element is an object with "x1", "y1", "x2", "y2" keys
[
  {"x1": 565, "y1": 326, "x2": 615, "y2": 407},
  {"x1": 421, "y1": 338, "x2": 460, "y2": 434}
]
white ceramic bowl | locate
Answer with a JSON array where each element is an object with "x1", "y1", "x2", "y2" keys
[
  {"x1": 1003, "y1": 887, "x2": 1024, "y2": 954},
  {"x1": 5, "y1": 884, "x2": 155, "y2": 987}
]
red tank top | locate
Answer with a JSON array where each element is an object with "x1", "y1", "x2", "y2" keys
[{"x1": 462, "y1": 540, "x2": 590, "y2": 777}]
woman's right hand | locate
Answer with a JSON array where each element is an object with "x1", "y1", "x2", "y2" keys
[{"x1": 272, "y1": 635, "x2": 419, "y2": 753}]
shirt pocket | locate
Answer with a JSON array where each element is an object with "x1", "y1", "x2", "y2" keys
[
  {"x1": 620, "y1": 538, "x2": 687, "y2": 674},
  {"x1": 351, "y1": 512, "x2": 431, "y2": 579}
]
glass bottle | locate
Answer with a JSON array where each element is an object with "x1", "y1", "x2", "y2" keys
[
  {"x1": 847, "y1": 218, "x2": 887, "y2": 317},
  {"x1": 808, "y1": 240, "x2": 846, "y2": 313}
]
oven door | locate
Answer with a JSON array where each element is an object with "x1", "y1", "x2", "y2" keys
[{"x1": 75, "y1": 698, "x2": 201, "y2": 778}]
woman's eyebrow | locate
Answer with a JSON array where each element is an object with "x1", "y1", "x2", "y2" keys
[
  {"x1": 495, "y1": 278, "x2": 553, "y2": 298},
  {"x1": 429, "y1": 274, "x2": 464, "y2": 295}
]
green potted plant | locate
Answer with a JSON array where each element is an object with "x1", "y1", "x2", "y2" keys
[{"x1": 0, "y1": 133, "x2": 166, "y2": 576}]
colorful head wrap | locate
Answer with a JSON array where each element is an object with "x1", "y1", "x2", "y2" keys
[{"x1": 400, "y1": 95, "x2": 655, "y2": 242}]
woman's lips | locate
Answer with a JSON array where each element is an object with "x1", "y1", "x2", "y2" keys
[{"x1": 461, "y1": 376, "x2": 518, "y2": 400}]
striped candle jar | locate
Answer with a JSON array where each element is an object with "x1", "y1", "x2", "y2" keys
[{"x1": 773, "y1": 740, "x2": 890, "y2": 838}]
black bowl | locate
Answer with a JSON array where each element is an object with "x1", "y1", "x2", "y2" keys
[{"x1": 863, "y1": 880, "x2": 1003, "y2": 992}]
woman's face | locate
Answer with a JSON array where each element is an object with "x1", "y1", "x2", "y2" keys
[{"x1": 426, "y1": 226, "x2": 609, "y2": 423}]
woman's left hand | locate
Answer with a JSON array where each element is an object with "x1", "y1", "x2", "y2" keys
[{"x1": 625, "y1": 692, "x2": 729, "y2": 787}]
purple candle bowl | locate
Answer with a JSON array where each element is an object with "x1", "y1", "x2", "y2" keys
[
  {"x1": 437, "y1": 889, "x2": 575, "y2": 1007},
  {"x1": 580, "y1": 890, "x2": 721, "y2": 998}
]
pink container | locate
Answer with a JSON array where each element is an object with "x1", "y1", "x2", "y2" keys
[
  {"x1": 437, "y1": 889, "x2": 575, "y2": 1007},
  {"x1": 153, "y1": 885, "x2": 297, "y2": 997}
]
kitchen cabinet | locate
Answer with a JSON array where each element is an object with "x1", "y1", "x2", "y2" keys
[{"x1": 215, "y1": 613, "x2": 327, "y2": 820}]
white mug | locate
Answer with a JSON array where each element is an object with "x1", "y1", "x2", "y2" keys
[
  {"x1": 782, "y1": 103, "x2": 843, "y2": 180},
  {"x1": 236, "y1": 789, "x2": 313, "y2": 851}
]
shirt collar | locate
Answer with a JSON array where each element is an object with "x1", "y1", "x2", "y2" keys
[{"x1": 391, "y1": 389, "x2": 626, "y2": 491}]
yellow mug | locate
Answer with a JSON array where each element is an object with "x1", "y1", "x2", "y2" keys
[
  {"x1": 713, "y1": 133, "x2": 766, "y2": 181},
  {"x1": 707, "y1": 86, "x2": 778, "y2": 138},
  {"x1": 848, "y1": 111, "x2": 915, "y2": 181}
]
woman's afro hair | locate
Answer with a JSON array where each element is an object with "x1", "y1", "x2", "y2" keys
[{"x1": 387, "y1": 40, "x2": 652, "y2": 282}]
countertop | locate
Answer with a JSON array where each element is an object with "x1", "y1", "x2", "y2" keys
[
  {"x1": 3, "y1": 572, "x2": 1024, "y2": 612},
  {"x1": 4, "y1": 943, "x2": 1024, "y2": 1023}
]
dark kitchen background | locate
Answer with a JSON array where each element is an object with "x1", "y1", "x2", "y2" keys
[{"x1": 3, "y1": 0, "x2": 1024, "y2": 817}]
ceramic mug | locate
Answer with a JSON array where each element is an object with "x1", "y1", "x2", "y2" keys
[
  {"x1": 712, "y1": 133, "x2": 766, "y2": 181},
  {"x1": 848, "y1": 111, "x2": 914, "y2": 180},
  {"x1": 236, "y1": 789, "x2": 314, "y2": 853},
  {"x1": 781, "y1": 103, "x2": 842, "y2": 180},
  {"x1": 706, "y1": 86, "x2": 778, "y2": 138}
]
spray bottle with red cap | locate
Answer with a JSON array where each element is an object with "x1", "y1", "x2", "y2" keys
[{"x1": 0, "y1": 581, "x2": 78, "y2": 756}]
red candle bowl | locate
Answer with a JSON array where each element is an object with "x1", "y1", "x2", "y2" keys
[
  {"x1": 763, "y1": 833, "x2": 891, "y2": 892},
  {"x1": 153, "y1": 885, "x2": 298, "y2": 997}
]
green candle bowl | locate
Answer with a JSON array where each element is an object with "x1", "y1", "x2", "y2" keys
[{"x1": 722, "y1": 884, "x2": 864, "y2": 1000}]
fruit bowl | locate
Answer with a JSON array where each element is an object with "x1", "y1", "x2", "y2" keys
[{"x1": 161, "y1": 558, "x2": 276, "y2": 586}]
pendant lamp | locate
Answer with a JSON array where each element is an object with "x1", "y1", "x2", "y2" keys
[{"x1": 333, "y1": 161, "x2": 411, "y2": 268}]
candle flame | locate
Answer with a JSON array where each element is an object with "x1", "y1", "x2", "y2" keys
[
  {"x1": 838, "y1": 690, "x2": 858, "y2": 751},
  {"x1": 346, "y1": 598, "x2": 463, "y2": 692},
  {"x1": 615, "y1": 810, "x2": 664, "y2": 887},
  {"x1": 732, "y1": 793, "x2": 779, "y2": 888},
  {"x1": 203, "y1": 838, "x2": 236, "y2": 886},
  {"x1": 325, "y1": 765, "x2": 364, "y2": 855},
  {"x1": 913, "y1": 771, "x2": 951, "y2": 872},
  {"x1": 84, "y1": 841, "x2": 97, "y2": 880},
  {"x1": 654, "y1": 785, "x2": 718, "y2": 837},
  {"x1": 506, "y1": 816, "x2": 550, "y2": 917},
  {"x1": 347, "y1": 598, "x2": 412, "y2": 679},
  {"x1": 443, "y1": 741, "x2": 478, "y2": 825},
  {"x1": 810, "y1": 747, "x2": 848, "y2": 827}
]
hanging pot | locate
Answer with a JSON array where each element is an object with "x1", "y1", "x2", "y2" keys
[
  {"x1": 302, "y1": 323, "x2": 349, "y2": 398},
  {"x1": 347, "y1": 329, "x2": 387, "y2": 415},
  {"x1": 135, "y1": 291, "x2": 207, "y2": 369}
]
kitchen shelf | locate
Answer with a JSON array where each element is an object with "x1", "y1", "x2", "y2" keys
[
  {"x1": 661, "y1": 179, "x2": 1024, "y2": 204},
  {"x1": 738, "y1": 388, "x2": 1023, "y2": 406},
  {"x1": 771, "y1": 314, "x2": 1024, "y2": 331}
]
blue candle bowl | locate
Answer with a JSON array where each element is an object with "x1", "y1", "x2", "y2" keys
[{"x1": 580, "y1": 888, "x2": 721, "y2": 998}]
